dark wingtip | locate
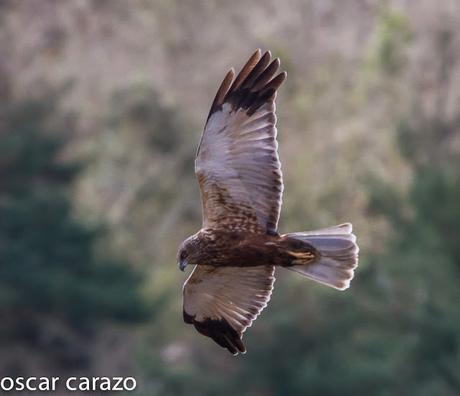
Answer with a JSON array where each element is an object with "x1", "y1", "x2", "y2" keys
[
  {"x1": 184, "y1": 313, "x2": 246, "y2": 355},
  {"x1": 225, "y1": 50, "x2": 286, "y2": 116},
  {"x1": 205, "y1": 49, "x2": 287, "y2": 123},
  {"x1": 233, "y1": 337, "x2": 247, "y2": 354},
  {"x1": 183, "y1": 310, "x2": 194, "y2": 324}
]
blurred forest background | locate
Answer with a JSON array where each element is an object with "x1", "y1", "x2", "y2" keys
[{"x1": 1, "y1": 0, "x2": 460, "y2": 395}]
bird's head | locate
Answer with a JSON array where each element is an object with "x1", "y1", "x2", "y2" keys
[{"x1": 177, "y1": 234, "x2": 200, "y2": 272}]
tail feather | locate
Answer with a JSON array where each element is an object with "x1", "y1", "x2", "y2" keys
[{"x1": 283, "y1": 223, "x2": 359, "y2": 291}]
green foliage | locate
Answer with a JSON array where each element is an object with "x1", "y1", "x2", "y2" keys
[
  {"x1": 0, "y1": 93, "x2": 149, "y2": 360},
  {"x1": 367, "y1": 7, "x2": 412, "y2": 76},
  {"x1": 110, "y1": 85, "x2": 186, "y2": 154},
  {"x1": 366, "y1": 118, "x2": 460, "y2": 394}
]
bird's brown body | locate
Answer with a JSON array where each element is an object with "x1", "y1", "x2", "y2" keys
[{"x1": 189, "y1": 229, "x2": 316, "y2": 268}]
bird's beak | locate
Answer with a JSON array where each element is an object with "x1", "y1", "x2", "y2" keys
[{"x1": 179, "y1": 258, "x2": 188, "y2": 272}]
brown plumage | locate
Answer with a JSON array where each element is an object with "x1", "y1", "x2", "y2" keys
[{"x1": 178, "y1": 49, "x2": 359, "y2": 355}]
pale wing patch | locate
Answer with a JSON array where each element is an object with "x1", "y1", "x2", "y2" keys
[{"x1": 183, "y1": 265, "x2": 275, "y2": 355}]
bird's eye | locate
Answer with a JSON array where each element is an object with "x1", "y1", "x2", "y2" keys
[{"x1": 180, "y1": 251, "x2": 188, "y2": 260}]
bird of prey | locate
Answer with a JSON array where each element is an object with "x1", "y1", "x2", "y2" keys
[{"x1": 177, "y1": 49, "x2": 359, "y2": 355}]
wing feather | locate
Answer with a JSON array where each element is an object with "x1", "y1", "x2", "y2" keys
[
  {"x1": 229, "y1": 49, "x2": 262, "y2": 92},
  {"x1": 196, "y1": 50, "x2": 286, "y2": 234},
  {"x1": 183, "y1": 265, "x2": 275, "y2": 355}
]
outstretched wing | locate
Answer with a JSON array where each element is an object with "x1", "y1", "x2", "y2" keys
[
  {"x1": 196, "y1": 49, "x2": 286, "y2": 234},
  {"x1": 183, "y1": 265, "x2": 275, "y2": 355}
]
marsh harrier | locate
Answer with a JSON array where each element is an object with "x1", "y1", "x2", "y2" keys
[{"x1": 178, "y1": 50, "x2": 359, "y2": 355}]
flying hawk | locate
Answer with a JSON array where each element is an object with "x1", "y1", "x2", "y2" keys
[{"x1": 178, "y1": 49, "x2": 359, "y2": 355}]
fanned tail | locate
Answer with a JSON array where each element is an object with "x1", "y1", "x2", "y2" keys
[{"x1": 283, "y1": 223, "x2": 359, "y2": 290}]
